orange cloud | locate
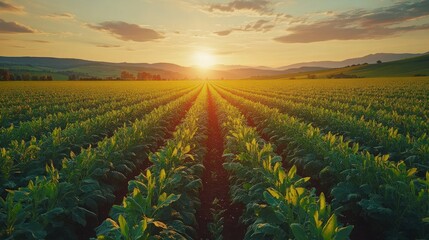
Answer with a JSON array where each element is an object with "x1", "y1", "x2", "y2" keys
[
  {"x1": 0, "y1": 1, "x2": 23, "y2": 12},
  {"x1": 275, "y1": 0, "x2": 429, "y2": 43},
  {"x1": 0, "y1": 18, "x2": 35, "y2": 33},
  {"x1": 88, "y1": 21, "x2": 164, "y2": 42},
  {"x1": 215, "y1": 19, "x2": 274, "y2": 36}
]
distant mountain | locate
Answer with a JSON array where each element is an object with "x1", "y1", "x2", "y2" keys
[
  {"x1": 278, "y1": 53, "x2": 426, "y2": 70},
  {"x1": 212, "y1": 64, "x2": 251, "y2": 70},
  {"x1": 0, "y1": 56, "x2": 327, "y2": 80}
]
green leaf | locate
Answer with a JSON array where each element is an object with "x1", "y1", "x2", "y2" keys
[
  {"x1": 158, "y1": 193, "x2": 181, "y2": 209},
  {"x1": 142, "y1": 217, "x2": 148, "y2": 231},
  {"x1": 267, "y1": 188, "x2": 281, "y2": 199},
  {"x1": 334, "y1": 226, "x2": 354, "y2": 240},
  {"x1": 263, "y1": 191, "x2": 279, "y2": 206},
  {"x1": 183, "y1": 145, "x2": 191, "y2": 154},
  {"x1": 172, "y1": 148, "x2": 178, "y2": 157},
  {"x1": 243, "y1": 183, "x2": 252, "y2": 190},
  {"x1": 290, "y1": 223, "x2": 308, "y2": 240},
  {"x1": 185, "y1": 179, "x2": 202, "y2": 190},
  {"x1": 41, "y1": 207, "x2": 64, "y2": 219},
  {"x1": 288, "y1": 165, "x2": 297, "y2": 178},
  {"x1": 72, "y1": 209, "x2": 87, "y2": 226},
  {"x1": 153, "y1": 220, "x2": 168, "y2": 229},
  {"x1": 253, "y1": 223, "x2": 283, "y2": 236},
  {"x1": 322, "y1": 214, "x2": 337, "y2": 240},
  {"x1": 110, "y1": 171, "x2": 127, "y2": 181},
  {"x1": 319, "y1": 192, "x2": 326, "y2": 215},
  {"x1": 160, "y1": 169, "x2": 166, "y2": 182},
  {"x1": 407, "y1": 168, "x2": 417, "y2": 177},
  {"x1": 118, "y1": 215, "x2": 129, "y2": 239},
  {"x1": 96, "y1": 218, "x2": 120, "y2": 236}
]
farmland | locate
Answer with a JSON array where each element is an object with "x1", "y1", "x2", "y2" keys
[{"x1": 0, "y1": 78, "x2": 428, "y2": 240}]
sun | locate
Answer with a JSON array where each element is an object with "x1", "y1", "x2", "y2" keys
[{"x1": 194, "y1": 51, "x2": 216, "y2": 69}]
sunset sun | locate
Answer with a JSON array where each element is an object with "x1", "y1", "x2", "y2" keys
[{"x1": 194, "y1": 51, "x2": 216, "y2": 69}]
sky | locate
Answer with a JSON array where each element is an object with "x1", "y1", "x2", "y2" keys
[{"x1": 1, "y1": 0, "x2": 429, "y2": 67}]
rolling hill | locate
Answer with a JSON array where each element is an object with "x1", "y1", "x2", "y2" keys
[
  {"x1": 0, "y1": 52, "x2": 428, "y2": 80},
  {"x1": 277, "y1": 52, "x2": 426, "y2": 70},
  {"x1": 0, "y1": 56, "x2": 328, "y2": 80},
  {"x1": 263, "y1": 54, "x2": 429, "y2": 79}
]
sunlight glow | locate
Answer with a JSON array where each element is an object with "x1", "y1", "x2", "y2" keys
[{"x1": 194, "y1": 51, "x2": 216, "y2": 69}]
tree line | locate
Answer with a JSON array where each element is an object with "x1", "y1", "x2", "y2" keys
[
  {"x1": 0, "y1": 70, "x2": 53, "y2": 81},
  {"x1": 69, "y1": 71, "x2": 164, "y2": 81}
]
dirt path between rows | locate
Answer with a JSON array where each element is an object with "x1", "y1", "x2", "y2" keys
[{"x1": 195, "y1": 88, "x2": 245, "y2": 240}]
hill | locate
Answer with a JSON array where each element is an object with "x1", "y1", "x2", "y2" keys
[
  {"x1": 0, "y1": 52, "x2": 428, "y2": 80},
  {"x1": 347, "y1": 54, "x2": 429, "y2": 77},
  {"x1": 0, "y1": 56, "x2": 327, "y2": 80},
  {"x1": 277, "y1": 52, "x2": 426, "y2": 70},
  {"x1": 262, "y1": 54, "x2": 429, "y2": 79}
]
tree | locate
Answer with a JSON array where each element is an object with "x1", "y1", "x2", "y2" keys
[
  {"x1": 0, "y1": 69, "x2": 11, "y2": 81},
  {"x1": 22, "y1": 73, "x2": 30, "y2": 81},
  {"x1": 377, "y1": 60, "x2": 382, "y2": 64},
  {"x1": 68, "y1": 74, "x2": 78, "y2": 80},
  {"x1": 121, "y1": 71, "x2": 135, "y2": 80}
]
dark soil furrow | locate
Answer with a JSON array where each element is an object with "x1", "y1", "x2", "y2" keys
[{"x1": 196, "y1": 87, "x2": 245, "y2": 240}]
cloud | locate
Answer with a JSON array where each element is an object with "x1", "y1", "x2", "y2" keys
[
  {"x1": 215, "y1": 19, "x2": 274, "y2": 36},
  {"x1": 0, "y1": 1, "x2": 23, "y2": 12},
  {"x1": 274, "y1": 0, "x2": 429, "y2": 43},
  {"x1": 215, "y1": 50, "x2": 240, "y2": 55},
  {"x1": 214, "y1": 29, "x2": 233, "y2": 36},
  {"x1": 96, "y1": 44, "x2": 121, "y2": 48},
  {"x1": 30, "y1": 40, "x2": 49, "y2": 43},
  {"x1": 207, "y1": 0, "x2": 272, "y2": 14},
  {"x1": 0, "y1": 18, "x2": 35, "y2": 33},
  {"x1": 43, "y1": 12, "x2": 75, "y2": 19},
  {"x1": 88, "y1": 21, "x2": 164, "y2": 42}
]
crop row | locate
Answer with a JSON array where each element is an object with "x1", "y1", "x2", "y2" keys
[
  {"x1": 0, "y1": 81, "x2": 189, "y2": 108},
  {"x1": 0, "y1": 87, "x2": 190, "y2": 146},
  {"x1": 0, "y1": 83, "x2": 194, "y2": 128},
  {"x1": 0, "y1": 86, "x2": 197, "y2": 194},
  {"x1": 211, "y1": 86, "x2": 353, "y2": 240},
  {"x1": 0, "y1": 86, "x2": 201, "y2": 239},
  {"x1": 232, "y1": 86, "x2": 429, "y2": 138},
  {"x1": 213, "y1": 85, "x2": 429, "y2": 239},
  {"x1": 0, "y1": 93, "x2": 127, "y2": 128},
  {"x1": 96, "y1": 85, "x2": 208, "y2": 239},
  {"x1": 223, "y1": 80, "x2": 429, "y2": 119},
  {"x1": 217, "y1": 85, "x2": 429, "y2": 173}
]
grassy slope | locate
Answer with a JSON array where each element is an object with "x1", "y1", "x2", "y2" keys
[
  {"x1": 348, "y1": 54, "x2": 429, "y2": 77},
  {"x1": 264, "y1": 54, "x2": 429, "y2": 79},
  {"x1": 257, "y1": 65, "x2": 362, "y2": 79}
]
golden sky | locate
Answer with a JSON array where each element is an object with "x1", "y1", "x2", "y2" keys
[{"x1": 1, "y1": 0, "x2": 429, "y2": 67}]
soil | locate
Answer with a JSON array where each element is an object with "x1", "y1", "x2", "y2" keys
[{"x1": 195, "y1": 88, "x2": 246, "y2": 240}]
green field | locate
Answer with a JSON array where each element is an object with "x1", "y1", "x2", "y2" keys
[{"x1": 0, "y1": 78, "x2": 428, "y2": 240}]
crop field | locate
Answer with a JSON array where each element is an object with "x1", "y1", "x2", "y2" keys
[{"x1": 0, "y1": 78, "x2": 428, "y2": 240}]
